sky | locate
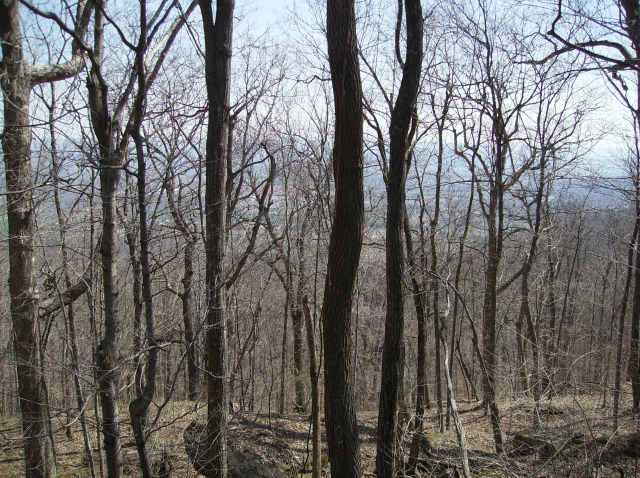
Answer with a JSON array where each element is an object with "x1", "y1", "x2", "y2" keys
[{"x1": 242, "y1": 0, "x2": 297, "y2": 33}]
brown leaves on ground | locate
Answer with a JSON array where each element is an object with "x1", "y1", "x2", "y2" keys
[{"x1": 1, "y1": 385, "x2": 640, "y2": 477}]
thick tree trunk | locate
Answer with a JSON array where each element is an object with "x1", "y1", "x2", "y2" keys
[
  {"x1": 376, "y1": 1, "x2": 423, "y2": 476},
  {"x1": 199, "y1": 1, "x2": 235, "y2": 476},
  {"x1": 323, "y1": 1, "x2": 366, "y2": 476},
  {"x1": 1, "y1": 1, "x2": 90, "y2": 476},
  {"x1": 0, "y1": 5, "x2": 51, "y2": 472}
]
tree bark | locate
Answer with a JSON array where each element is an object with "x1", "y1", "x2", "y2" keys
[
  {"x1": 0, "y1": 1, "x2": 91, "y2": 476},
  {"x1": 323, "y1": 1, "x2": 366, "y2": 476},
  {"x1": 164, "y1": 165, "x2": 199, "y2": 400},
  {"x1": 49, "y1": 87, "x2": 96, "y2": 478},
  {"x1": 376, "y1": 0, "x2": 423, "y2": 476},
  {"x1": 183, "y1": 239, "x2": 198, "y2": 400},
  {"x1": 628, "y1": 195, "x2": 640, "y2": 411},
  {"x1": 87, "y1": 6, "x2": 124, "y2": 475},
  {"x1": 128, "y1": 4, "x2": 160, "y2": 475},
  {"x1": 199, "y1": 1, "x2": 235, "y2": 476},
  {"x1": 614, "y1": 214, "x2": 638, "y2": 429},
  {"x1": 303, "y1": 296, "x2": 321, "y2": 478}
]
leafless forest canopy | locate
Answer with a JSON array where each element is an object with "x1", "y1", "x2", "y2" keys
[{"x1": 3, "y1": 0, "x2": 640, "y2": 477}]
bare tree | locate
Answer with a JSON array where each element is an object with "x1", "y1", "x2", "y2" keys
[
  {"x1": 0, "y1": 2, "x2": 92, "y2": 476},
  {"x1": 323, "y1": 0, "x2": 365, "y2": 475},
  {"x1": 199, "y1": 0, "x2": 235, "y2": 476},
  {"x1": 376, "y1": 0, "x2": 423, "y2": 475}
]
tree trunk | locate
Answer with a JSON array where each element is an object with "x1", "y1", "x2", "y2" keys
[
  {"x1": 128, "y1": 8, "x2": 160, "y2": 475},
  {"x1": 199, "y1": 1, "x2": 235, "y2": 476},
  {"x1": 614, "y1": 216, "x2": 638, "y2": 429},
  {"x1": 628, "y1": 196, "x2": 640, "y2": 411},
  {"x1": 279, "y1": 291, "x2": 289, "y2": 415},
  {"x1": 303, "y1": 296, "x2": 321, "y2": 478},
  {"x1": 481, "y1": 145, "x2": 505, "y2": 454},
  {"x1": 123, "y1": 178, "x2": 143, "y2": 399},
  {"x1": 164, "y1": 165, "x2": 199, "y2": 401},
  {"x1": 88, "y1": 7, "x2": 124, "y2": 475},
  {"x1": 542, "y1": 241, "x2": 559, "y2": 394},
  {"x1": 447, "y1": 171, "x2": 474, "y2": 428},
  {"x1": 323, "y1": 1, "x2": 366, "y2": 475},
  {"x1": 428, "y1": 89, "x2": 449, "y2": 433},
  {"x1": 404, "y1": 212, "x2": 430, "y2": 420},
  {"x1": 376, "y1": 1, "x2": 423, "y2": 475},
  {"x1": 49, "y1": 90, "x2": 96, "y2": 478},
  {"x1": 183, "y1": 239, "x2": 198, "y2": 400},
  {"x1": 1, "y1": 1, "x2": 91, "y2": 476},
  {"x1": 0, "y1": 5, "x2": 51, "y2": 472},
  {"x1": 439, "y1": 296, "x2": 471, "y2": 478},
  {"x1": 293, "y1": 300, "x2": 305, "y2": 411}
]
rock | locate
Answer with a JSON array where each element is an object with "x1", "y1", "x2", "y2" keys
[
  {"x1": 228, "y1": 449, "x2": 289, "y2": 478},
  {"x1": 184, "y1": 421, "x2": 288, "y2": 478},
  {"x1": 513, "y1": 428, "x2": 583, "y2": 457},
  {"x1": 414, "y1": 432, "x2": 443, "y2": 455}
]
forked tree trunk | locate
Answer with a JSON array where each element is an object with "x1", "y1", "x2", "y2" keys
[
  {"x1": 376, "y1": 0, "x2": 423, "y2": 475},
  {"x1": 199, "y1": 1, "x2": 235, "y2": 476},
  {"x1": 88, "y1": 7, "x2": 124, "y2": 475}
]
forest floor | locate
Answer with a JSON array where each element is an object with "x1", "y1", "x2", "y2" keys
[{"x1": 1, "y1": 384, "x2": 640, "y2": 477}]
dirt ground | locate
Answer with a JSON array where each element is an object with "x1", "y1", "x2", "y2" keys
[{"x1": 1, "y1": 385, "x2": 640, "y2": 477}]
